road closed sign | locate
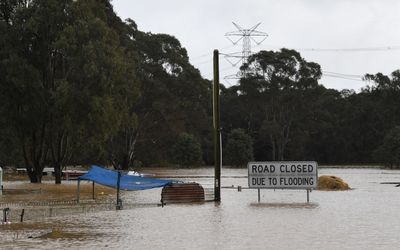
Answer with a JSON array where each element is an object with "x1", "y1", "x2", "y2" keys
[{"x1": 248, "y1": 161, "x2": 318, "y2": 189}]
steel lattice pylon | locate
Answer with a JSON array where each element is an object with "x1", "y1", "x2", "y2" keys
[{"x1": 224, "y1": 22, "x2": 268, "y2": 81}]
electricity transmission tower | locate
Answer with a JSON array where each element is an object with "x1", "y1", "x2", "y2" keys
[{"x1": 224, "y1": 22, "x2": 268, "y2": 80}]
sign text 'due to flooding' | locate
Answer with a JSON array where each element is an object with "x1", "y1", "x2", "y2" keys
[{"x1": 248, "y1": 162, "x2": 318, "y2": 189}]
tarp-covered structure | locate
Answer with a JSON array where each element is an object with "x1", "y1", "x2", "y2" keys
[{"x1": 78, "y1": 165, "x2": 174, "y2": 191}]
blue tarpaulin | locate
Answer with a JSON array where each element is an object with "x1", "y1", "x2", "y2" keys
[{"x1": 78, "y1": 165, "x2": 174, "y2": 190}]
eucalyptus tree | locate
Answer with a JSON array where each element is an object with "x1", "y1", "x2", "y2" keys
[
  {"x1": 353, "y1": 70, "x2": 400, "y2": 163},
  {"x1": 0, "y1": 0, "x2": 137, "y2": 182},
  {"x1": 239, "y1": 49, "x2": 322, "y2": 160},
  {"x1": 0, "y1": 0, "x2": 55, "y2": 182},
  {"x1": 130, "y1": 31, "x2": 211, "y2": 166}
]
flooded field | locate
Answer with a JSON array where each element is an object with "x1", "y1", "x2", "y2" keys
[{"x1": 1, "y1": 167, "x2": 400, "y2": 250}]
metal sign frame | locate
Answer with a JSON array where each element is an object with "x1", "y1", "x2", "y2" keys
[{"x1": 247, "y1": 161, "x2": 318, "y2": 203}]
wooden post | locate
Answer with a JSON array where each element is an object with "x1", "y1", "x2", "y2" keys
[
  {"x1": 76, "y1": 179, "x2": 80, "y2": 203},
  {"x1": 92, "y1": 181, "x2": 95, "y2": 200},
  {"x1": 2, "y1": 208, "x2": 9, "y2": 223},
  {"x1": 213, "y1": 49, "x2": 221, "y2": 202},
  {"x1": 20, "y1": 209, "x2": 24, "y2": 222}
]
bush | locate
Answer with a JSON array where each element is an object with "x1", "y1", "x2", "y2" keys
[
  {"x1": 224, "y1": 129, "x2": 254, "y2": 167},
  {"x1": 170, "y1": 133, "x2": 202, "y2": 167}
]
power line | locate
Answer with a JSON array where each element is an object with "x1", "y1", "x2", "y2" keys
[
  {"x1": 322, "y1": 71, "x2": 364, "y2": 78},
  {"x1": 194, "y1": 58, "x2": 213, "y2": 66},
  {"x1": 203, "y1": 65, "x2": 235, "y2": 79},
  {"x1": 322, "y1": 71, "x2": 364, "y2": 81},
  {"x1": 264, "y1": 45, "x2": 400, "y2": 52},
  {"x1": 323, "y1": 75, "x2": 363, "y2": 81},
  {"x1": 190, "y1": 44, "x2": 237, "y2": 62}
]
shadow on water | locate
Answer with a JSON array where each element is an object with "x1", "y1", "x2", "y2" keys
[{"x1": 249, "y1": 202, "x2": 319, "y2": 209}]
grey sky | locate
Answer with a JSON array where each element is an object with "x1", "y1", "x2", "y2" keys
[{"x1": 112, "y1": 0, "x2": 400, "y2": 91}]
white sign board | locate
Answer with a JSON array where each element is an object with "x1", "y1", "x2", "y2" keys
[{"x1": 248, "y1": 161, "x2": 318, "y2": 189}]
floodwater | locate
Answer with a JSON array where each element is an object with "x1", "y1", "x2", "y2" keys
[{"x1": 1, "y1": 167, "x2": 400, "y2": 250}]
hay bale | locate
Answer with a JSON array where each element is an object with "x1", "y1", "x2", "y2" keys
[{"x1": 317, "y1": 175, "x2": 350, "y2": 191}]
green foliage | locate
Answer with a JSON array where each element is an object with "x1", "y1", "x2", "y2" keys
[
  {"x1": 374, "y1": 126, "x2": 400, "y2": 168},
  {"x1": 224, "y1": 129, "x2": 254, "y2": 167},
  {"x1": 234, "y1": 49, "x2": 322, "y2": 161},
  {"x1": 132, "y1": 31, "x2": 211, "y2": 166},
  {"x1": 170, "y1": 133, "x2": 202, "y2": 167},
  {"x1": 0, "y1": 0, "x2": 140, "y2": 181},
  {"x1": 3, "y1": 0, "x2": 400, "y2": 172}
]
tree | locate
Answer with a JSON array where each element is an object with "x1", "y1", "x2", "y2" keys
[
  {"x1": 239, "y1": 49, "x2": 322, "y2": 160},
  {"x1": 374, "y1": 126, "x2": 400, "y2": 168},
  {"x1": 0, "y1": 0, "x2": 138, "y2": 182},
  {"x1": 224, "y1": 129, "x2": 254, "y2": 167},
  {"x1": 170, "y1": 133, "x2": 202, "y2": 167},
  {"x1": 131, "y1": 31, "x2": 211, "y2": 166}
]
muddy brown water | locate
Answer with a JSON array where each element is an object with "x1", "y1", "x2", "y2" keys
[{"x1": 1, "y1": 167, "x2": 400, "y2": 250}]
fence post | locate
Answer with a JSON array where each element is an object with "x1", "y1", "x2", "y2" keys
[
  {"x1": 116, "y1": 171, "x2": 122, "y2": 210},
  {"x1": 76, "y1": 179, "x2": 80, "y2": 203}
]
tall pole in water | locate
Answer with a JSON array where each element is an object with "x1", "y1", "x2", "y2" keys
[{"x1": 213, "y1": 49, "x2": 221, "y2": 201}]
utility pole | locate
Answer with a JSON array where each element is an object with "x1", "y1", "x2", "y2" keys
[
  {"x1": 213, "y1": 49, "x2": 221, "y2": 202},
  {"x1": 224, "y1": 22, "x2": 268, "y2": 81}
]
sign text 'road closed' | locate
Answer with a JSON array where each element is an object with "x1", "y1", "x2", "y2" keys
[{"x1": 247, "y1": 162, "x2": 318, "y2": 189}]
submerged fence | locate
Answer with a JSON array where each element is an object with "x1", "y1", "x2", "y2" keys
[
  {"x1": 1, "y1": 189, "x2": 215, "y2": 223},
  {"x1": 1, "y1": 199, "x2": 120, "y2": 222}
]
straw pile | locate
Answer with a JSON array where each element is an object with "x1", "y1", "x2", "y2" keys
[{"x1": 317, "y1": 175, "x2": 350, "y2": 191}]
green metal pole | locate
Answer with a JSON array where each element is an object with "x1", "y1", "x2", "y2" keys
[{"x1": 213, "y1": 49, "x2": 221, "y2": 202}]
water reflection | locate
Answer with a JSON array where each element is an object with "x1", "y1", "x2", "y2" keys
[{"x1": 249, "y1": 202, "x2": 319, "y2": 209}]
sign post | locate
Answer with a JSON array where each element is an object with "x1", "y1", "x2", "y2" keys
[{"x1": 248, "y1": 161, "x2": 318, "y2": 202}]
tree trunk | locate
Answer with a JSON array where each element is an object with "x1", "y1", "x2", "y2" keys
[
  {"x1": 27, "y1": 167, "x2": 38, "y2": 183},
  {"x1": 121, "y1": 155, "x2": 129, "y2": 170},
  {"x1": 27, "y1": 168, "x2": 43, "y2": 183},
  {"x1": 35, "y1": 172, "x2": 43, "y2": 183},
  {"x1": 54, "y1": 163, "x2": 62, "y2": 184}
]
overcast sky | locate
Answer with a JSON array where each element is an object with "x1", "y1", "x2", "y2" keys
[{"x1": 112, "y1": 0, "x2": 400, "y2": 91}]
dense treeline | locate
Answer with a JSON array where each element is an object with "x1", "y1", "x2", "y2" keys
[
  {"x1": 1, "y1": 1, "x2": 400, "y2": 183},
  {"x1": 0, "y1": 0, "x2": 211, "y2": 183}
]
